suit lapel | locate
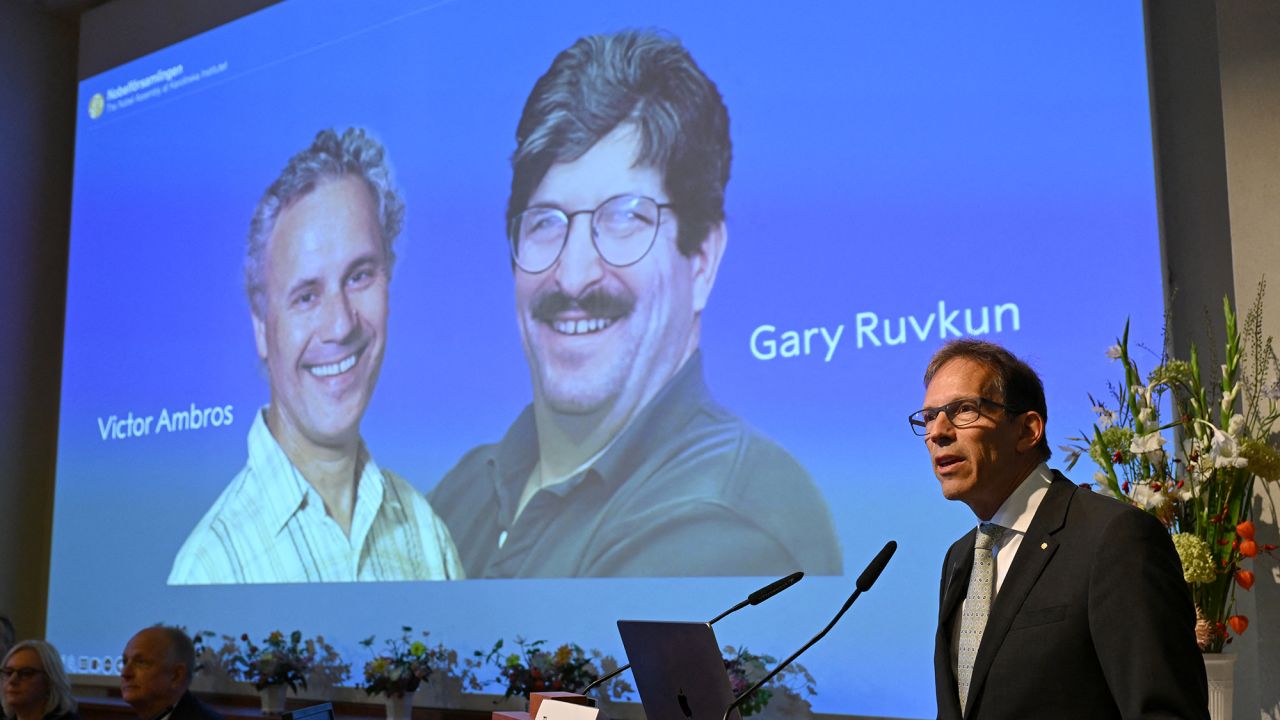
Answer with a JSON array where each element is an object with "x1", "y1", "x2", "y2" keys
[
  {"x1": 963, "y1": 476, "x2": 1074, "y2": 715},
  {"x1": 937, "y1": 534, "x2": 974, "y2": 720},
  {"x1": 940, "y1": 532, "x2": 974, "y2": 624}
]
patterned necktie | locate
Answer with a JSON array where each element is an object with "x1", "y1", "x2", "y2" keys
[{"x1": 957, "y1": 522, "x2": 1006, "y2": 713}]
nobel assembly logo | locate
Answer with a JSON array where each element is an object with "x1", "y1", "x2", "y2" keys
[
  {"x1": 88, "y1": 93, "x2": 104, "y2": 119},
  {"x1": 106, "y1": 64, "x2": 184, "y2": 102},
  {"x1": 92, "y1": 62, "x2": 228, "y2": 116}
]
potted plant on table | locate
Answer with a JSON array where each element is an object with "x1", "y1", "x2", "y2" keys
[
  {"x1": 359, "y1": 627, "x2": 448, "y2": 720},
  {"x1": 217, "y1": 630, "x2": 337, "y2": 713},
  {"x1": 473, "y1": 637, "x2": 631, "y2": 707},
  {"x1": 722, "y1": 646, "x2": 817, "y2": 718}
]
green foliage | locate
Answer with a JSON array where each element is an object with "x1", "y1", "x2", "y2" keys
[
  {"x1": 359, "y1": 627, "x2": 445, "y2": 698},
  {"x1": 721, "y1": 646, "x2": 816, "y2": 717},
  {"x1": 217, "y1": 630, "x2": 345, "y2": 692},
  {"x1": 471, "y1": 638, "x2": 631, "y2": 701},
  {"x1": 1062, "y1": 282, "x2": 1280, "y2": 651}
]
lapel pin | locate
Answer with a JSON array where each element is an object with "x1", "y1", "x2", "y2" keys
[{"x1": 1040, "y1": 542, "x2": 1048, "y2": 550}]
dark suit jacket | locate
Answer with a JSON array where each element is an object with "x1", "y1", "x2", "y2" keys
[
  {"x1": 934, "y1": 473, "x2": 1209, "y2": 719},
  {"x1": 168, "y1": 691, "x2": 224, "y2": 720}
]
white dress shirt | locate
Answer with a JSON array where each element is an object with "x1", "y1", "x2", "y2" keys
[
  {"x1": 951, "y1": 462, "x2": 1054, "y2": 671},
  {"x1": 169, "y1": 409, "x2": 463, "y2": 584}
]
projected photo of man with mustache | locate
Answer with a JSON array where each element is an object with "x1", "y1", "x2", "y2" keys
[
  {"x1": 169, "y1": 128, "x2": 462, "y2": 584},
  {"x1": 430, "y1": 30, "x2": 842, "y2": 578}
]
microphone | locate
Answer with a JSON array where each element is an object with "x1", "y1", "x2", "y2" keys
[
  {"x1": 721, "y1": 541, "x2": 897, "y2": 720},
  {"x1": 709, "y1": 571, "x2": 804, "y2": 624},
  {"x1": 579, "y1": 571, "x2": 804, "y2": 696},
  {"x1": 857, "y1": 540, "x2": 896, "y2": 592}
]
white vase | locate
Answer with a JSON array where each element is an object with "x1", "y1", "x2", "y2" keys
[
  {"x1": 259, "y1": 684, "x2": 287, "y2": 714},
  {"x1": 1203, "y1": 653, "x2": 1236, "y2": 720},
  {"x1": 386, "y1": 691, "x2": 415, "y2": 720},
  {"x1": 419, "y1": 676, "x2": 461, "y2": 709}
]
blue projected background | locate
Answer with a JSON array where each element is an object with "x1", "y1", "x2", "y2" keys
[{"x1": 50, "y1": 2, "x2": 1162, "y2": 717}]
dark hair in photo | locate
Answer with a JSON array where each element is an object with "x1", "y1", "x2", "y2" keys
[{"x1": 508, "y1": 29, "x2": 731, "y2": 257}]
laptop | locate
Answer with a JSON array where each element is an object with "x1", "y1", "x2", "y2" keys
[
  {"x1": 617, "y1": 620, "x2": 740, "y2": 720},
  {"x1": 282, "y1": 703, "x2": 334, "y2": 720}
]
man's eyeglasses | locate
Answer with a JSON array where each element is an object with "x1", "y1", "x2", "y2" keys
[
  {"x1": 508, "y1": 194, "x2": 674, "y2": 274},
  {"x1": 1, "y1": 667, "x2": 46, "y2": 682},
  {"x1": 908, "y1": 397, "x2": 1021, "y2": 436}
]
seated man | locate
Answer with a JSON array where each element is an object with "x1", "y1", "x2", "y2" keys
[
  {"x1": 120, "y1": 627, "x2": 223, "y2": 720},
  {"x1": 169, "y1": 128, "x2": 461, "y2": 583}
]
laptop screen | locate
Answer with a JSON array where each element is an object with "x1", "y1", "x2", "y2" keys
[{"x1": 617, "y1": 620, "x2": 739, "y2": 720}]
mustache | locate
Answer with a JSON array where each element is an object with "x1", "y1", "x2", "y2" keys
[{"x1": 531, "y1": 287, "x2": 635, "y2": 322}]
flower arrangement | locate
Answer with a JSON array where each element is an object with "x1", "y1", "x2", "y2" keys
[
  {"x1": 216, "y1": 630, "x2": 346, "y2": 691},
  {"x1": 721, "y1": 646, "x2": 816, "y2": 717},
  {"x1": 359, "y1": 627, "x2": 445, "y2": 698},
  {"x1": 472, "y1": 638, "x2": 631, "y2": 701},
  {"x1": 1065, "y1": 285, "x2": 1280, "y2": 652}
]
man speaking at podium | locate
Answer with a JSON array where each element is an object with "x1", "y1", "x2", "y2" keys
[
  {"x1": 431, "y1": 30, "x2": 841, "y2": 578},
  {"x1": 916, "y1": 339, "x2": 1207, "y2": 719}
]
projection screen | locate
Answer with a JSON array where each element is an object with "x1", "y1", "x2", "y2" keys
[{"x1": 49, "y1": 2, "x2": 1164, "y2": 717}]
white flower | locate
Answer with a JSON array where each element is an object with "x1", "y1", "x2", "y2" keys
[
  {"x1": 1208, "y1": 422, "x2": 1236, "y2": 451},
  {"x1": 1130, "y1": 384, "x2": 1153, "y2": 408},
  {"x1": 1221, "y1": 385, "x2": 1242, "y2": 415},
  {"x1": 1215, "y1": 454, "x2": 1249, "y2": 470},
  {"x1": 1137, "y1": 407, "x2": 1155, "y2": 426},
  {"x1": 1228, "y1": 413, "x2": 1245, "y2": 436},
  {"x1": 1093, "y1": 405, "x2": 1117, "y2": 429},
  {"x1": 1130, "y1": 431, "x2": 1167, "y2": 457},
  {"x1": 1105, "y1": 345, "x2": 1123, "y2": 360},
  {"x1": 1131, "y1": 482, "x2": 1167, "y2": 511},
  {"x1": 1206, "y1": 422, "x2": 1249, "y2": 469}
]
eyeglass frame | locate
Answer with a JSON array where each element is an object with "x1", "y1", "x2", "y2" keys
[
  {"x1": 507, "y1": 194, "x2": 676, "y2": 274},
  {"x1": 0, "y1": 667, "x2": 46, "y2": 682},
  {"x1": 907, "y1": 396, "x2": 1024, "y2": 436}
]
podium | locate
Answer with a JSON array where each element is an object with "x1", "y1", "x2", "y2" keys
[{"x1": 492, "y1": 691, "x2": 598, "y2": 720}]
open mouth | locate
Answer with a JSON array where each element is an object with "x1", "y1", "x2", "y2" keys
[
  {"x1": 305, "y1": 346, "x2": 363, "y2": 378},
  {"x1": 551, "y1": 316, "x2": 616, "y2": 336},
  {"x1": 935, "y1": 455, "x2": 963, "y2": 470},
  {"x1": 532, "y1": 288, "x2": 633, "y2": 338}
]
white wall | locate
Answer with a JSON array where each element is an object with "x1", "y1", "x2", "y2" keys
[
  {"x1": 1217, "y1": 3, "x2": 1280, "y2": 716},
  {"x1": 1148, "y1": 1, "x2": 1280, "y2": 715}
]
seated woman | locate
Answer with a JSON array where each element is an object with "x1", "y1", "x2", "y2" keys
[{"x1": 2, "y1": 640, "x2": 78, "y2": 720}]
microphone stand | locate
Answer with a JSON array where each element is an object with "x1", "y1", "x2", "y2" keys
[
  {"x1": 579, "y1": 571, "x2": 804, "y2": 697},
  {"x1": 721, "y1": 541, "x2": 897, "y2": 720}
]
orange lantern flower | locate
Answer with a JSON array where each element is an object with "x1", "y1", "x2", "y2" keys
[
  {"x1": 1236, "y1": 570, "x2": 1255, "y2": 590},
  {"x1": 1228, "y1": 615, "x2": 1249, "y2": 635}
]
